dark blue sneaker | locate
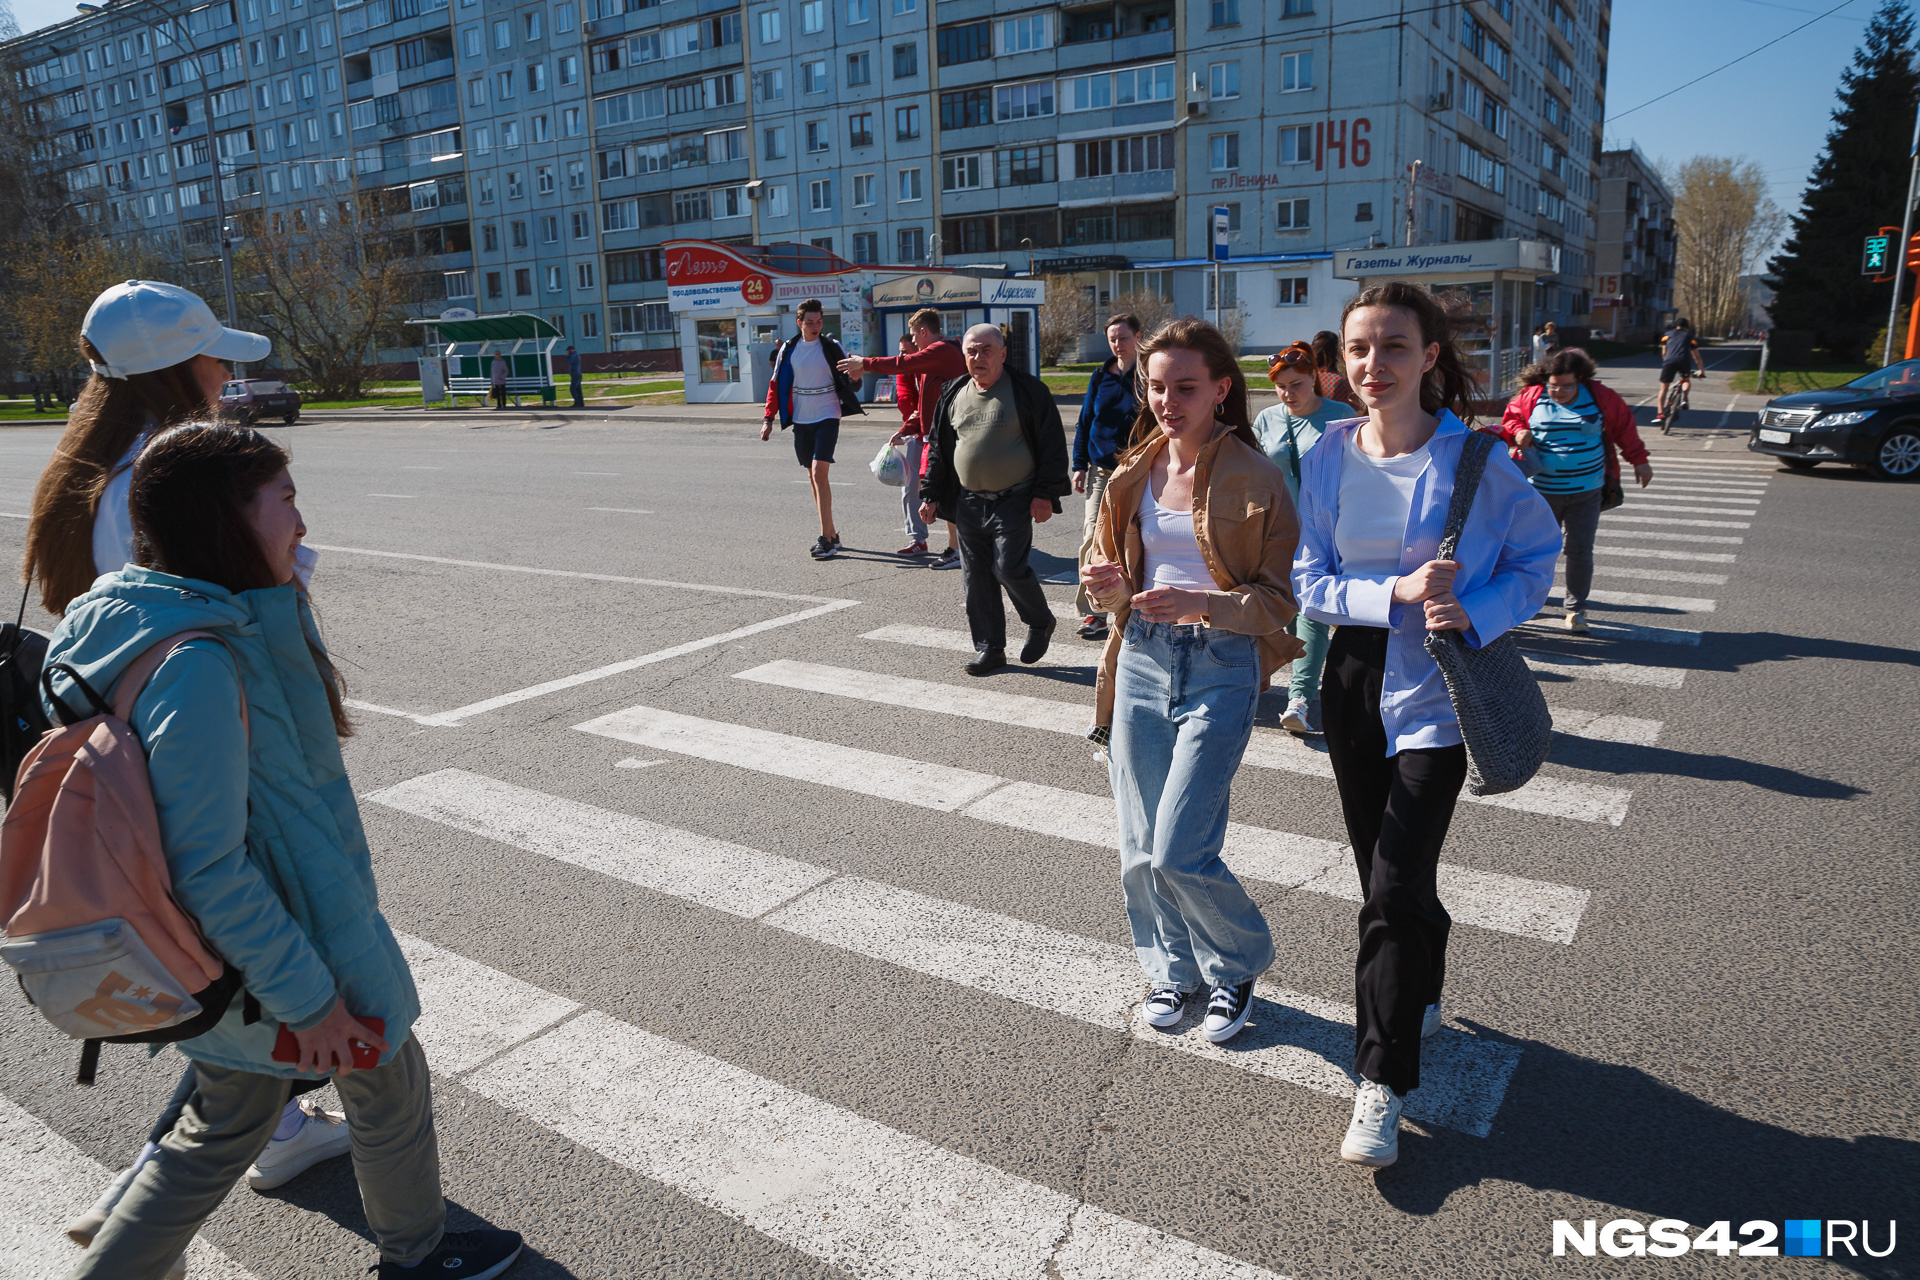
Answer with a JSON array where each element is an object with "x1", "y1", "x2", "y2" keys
[{"x1": 378, "y1": 1229, "x2": 524, "y2": 1280}]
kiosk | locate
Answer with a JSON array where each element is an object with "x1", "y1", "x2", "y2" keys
[
  {"x1": 409, "y1": 312, "x2": 564, "y2": 407},
  {"x1": 665, "y1": 239, "x2": 866, "y2": 404},
  {"x1": 1332, "y1": 240, "x2": 1559, "y2": 397},
  {"x1": 867, "y1": 273, "x2": 1047, "y2": 379}
]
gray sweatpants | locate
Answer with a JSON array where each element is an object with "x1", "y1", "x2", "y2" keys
[{"x1": 72, "y1": 1037, "x2": 445, "y2": 1278}]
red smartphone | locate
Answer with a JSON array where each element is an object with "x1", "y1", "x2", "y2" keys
[{"x1": 271, "y1": 1016, "x2": 385, "y2": 1070}]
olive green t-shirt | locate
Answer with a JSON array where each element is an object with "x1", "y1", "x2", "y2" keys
[{"x1": 951, "y1": 376, "x2": 1034, "y2": 493}]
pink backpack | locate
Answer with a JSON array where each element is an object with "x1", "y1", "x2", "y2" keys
[{"x1": 0, "y1": 631, "x2": 249, "y2": 1084}]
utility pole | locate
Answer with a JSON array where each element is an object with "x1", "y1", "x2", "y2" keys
[
  {"x1": 1405, "y1": 160, "x2": 1423, "y2": 248},
  {"x1": 1883, "y1": 99, "x2": 1920, "y2": 368}
]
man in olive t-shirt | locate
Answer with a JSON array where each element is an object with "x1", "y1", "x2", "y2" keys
[{"x1": 918, "y1": 324, "x2": 1066, "y2": 675}]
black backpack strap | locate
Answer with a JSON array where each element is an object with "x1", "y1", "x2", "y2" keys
[
  {"x1": 77, "y1": 1039, "x2": 102, "y2": 1087},
  {"x1": 41, "y1": 662, "x2": 112, "y2": 727},
  {"x1": 1436, "y1": 431, "x2": 1496, "y2": 563}
]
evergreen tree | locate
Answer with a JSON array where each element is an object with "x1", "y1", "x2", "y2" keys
[{"x1": 1767, "y1": 0, "x2": 1920, "y2": 361}]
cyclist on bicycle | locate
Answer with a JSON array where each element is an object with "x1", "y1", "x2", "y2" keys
[{"x1": 1654, "y1": 318, "x2": 1704, "y2": 422}]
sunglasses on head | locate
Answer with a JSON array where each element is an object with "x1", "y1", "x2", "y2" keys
[{"x1": 1267, "y1": 346, "x2": 1315, "y2": 377}]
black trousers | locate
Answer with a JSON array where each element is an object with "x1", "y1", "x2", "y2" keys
[
  {"x1": 954, "y1": 486, "x2": 1052, "y2": 651},
  {"x1": 1320, "y1": 625, "x2": 1468, "y2": 1097}
]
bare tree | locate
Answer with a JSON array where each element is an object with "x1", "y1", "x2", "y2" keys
[
  {"x1": 238, "y1": 193, "x2": 429, "y2": 399},
  {"x1": 1036, "y1": 275, "x2": 1096, "y2": 365},
  {"x1": 1108, "y1": 290, "x2": 1178, "y2": 342},
  {"x1": 1668, "y1": 157, "x2": 1785, "y2": 337},
  {"x1": 1215, "y1": 304, "x2": 1248, "y2": 355}
]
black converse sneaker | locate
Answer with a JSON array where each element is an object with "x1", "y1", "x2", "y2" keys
[
  {"x1": 1201, "y1": 981, "x2": 1256, "y2": 1043},
  {"x1": 1143, "y1": 986, "x2": 1188, "y2": 1028},
  {"x1": 376, "y1": 1229, "x2": 524, "y2": 1280}
]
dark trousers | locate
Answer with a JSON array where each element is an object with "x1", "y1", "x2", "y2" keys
[
  {"x1": 1543, "y1": 487, "x2": 1602, "y2": 613},
  {"x1": 955, "y1": 486, "x2": 1052, "y2": 652},
  {"x1": 1321, "y1": 625, "x2": 1468, "y2": 1097},
  {"x1": 491, "y1": 384, "x2": 507, "y2": 409},
  {"x1": 570, "y1": 373, "x2": 584, "y2": 407}
]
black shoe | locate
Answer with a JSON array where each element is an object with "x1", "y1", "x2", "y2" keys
[
  {"x1": 377, "y1": 1229, "x2": 524, "y2": 1280},
  {"x1": 1020, "y1": 616, "x2": 1057, "y2": 665},
  {"x1": 811, "y1": 535, "x2": 840, "y2": 560},
  {"x1": 1076, "y1": 614, "x2": 1108, "y2": 641},
  {"x1": 1201, "y1": 981, "x2": 1256, "y2": 1044},
  {"x1": 927, "y1": 546, "x2": 961, "y2": 570},
  {"x1": 965, "y1": 648, "x2": 1006, "y2": 676}
]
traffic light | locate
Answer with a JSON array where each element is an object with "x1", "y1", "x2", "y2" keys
[
  {"x1": 1864, "y1": 233, "x2": 1892, "y2": 275},
  {"x1": 1906, "y1": 233, "x2": 1920, "y2": 271}
]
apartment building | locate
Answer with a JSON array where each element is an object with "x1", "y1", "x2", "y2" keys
[
  {"x1": 7, "y1": 0, "x2": 1608, "y2": 360},
  {"x1": 1591, "y1": 143, "x2": 1673, "y2": 341}
]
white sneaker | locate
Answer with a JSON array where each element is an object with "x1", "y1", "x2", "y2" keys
[
  {"x1": 1564, "y1": 610, "x2": 1589, "y2": 633},
  {"x1": 1142, "y1": 986, "x2": 1189, "y2": 1029},
  {"x1": 1340, "y1": 1079, "x2": 1404, "y2": 1168},
  {"x1": 1279, "y1": 697, "x2": 1311, "y2": 734},
  {"x1": 246, "y1": 1101, "x2": 352, "y2": 1191},
  {"x1": 1422, "y1": 1000, "x2": 1443, "y2": 1039}
]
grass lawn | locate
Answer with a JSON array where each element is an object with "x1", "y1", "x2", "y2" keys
[
  {"x1": 1731, "y1": 366, "x2": 1870, "y2": 395},
  {"x1": 0, "y1": 402, "x2": 68, "y2": 423},
  {"x1": 1581, "y1": 339, "x2": 1655, "y2": 364}
]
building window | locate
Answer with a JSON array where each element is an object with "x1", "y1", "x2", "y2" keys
[
  {"x1": 1208, "y1": 0, "x2": 1237, "y2": 27},
  {"x1": 511, "y1": 219, "x2": 529, "y2": 247},
  {"x1": 1276, "y1": 197, "x2": 1309, "y2": 229},
  {"x1": 672, "y1": 189, "x2": 710, "y2": 221},
  {"x1": 898, "y1": 167, "x2": 922, "y2": 201},
  {"x1": 893, "y1": 42, "x2": 918, "y2": 78},
  {"x1": 1355, "y1": 202, "x2": 1373, "y2": 222},
  {"x1": 852, "y1": 231, "x2": 878, "y2": 263},
  {"x1": 540, "y1": 214, "x2": 558, "y2": 241},
  {"x1": 524, "y1": 10, "x2": 542, "y2": 39},
  {"x1": 942, "y1": 153, "x2": 985, "y2": 190},
  {"x1": 758, "y1": 7, "x2": 780, "y2": 42},
  {"x1": 850, "y1": 173, "x2": 876, "y2": 206},
  {"x1": 537, "y1": 164, "x2": 555, "y2": 192},
  {"x1": 572, "y1": 210, "x2": 590, "y2": 238},
  {"x1": 765, "y1": 125, "x2": 787, "y2": 158},
  {"x1": 1209, "y1": 133, "x2": 1238, "y2": 171},
  {"x1": 936, "y1": 19, "x2": 991, "y2": 66},
  {"x1": 756, "y1": 69, "x2": 786, "y2": 101},
  {"x1": 809, "y1": 177, "x2": 832, "y2": 210},
  {"x1": 1280, "y1": 125, "x2": 1312, "y2": 164},
  {"x1": 1000, "y1": 145, "x2": 1053, "y2": 185},
  {"x1": 895, "y1": 104, "x2": 921, "y2": 139},
  {"x1": 529, "y1": 63, "x2": 547, "y2": 92},
  {"x1": 806, "y1": 120, "x2": 828, "y2": 152},
  {"x1": 1281, "y1": 0, "x2": 1311, "y2": 13},
  {"x1": 802, "y1": 0, "x2": 825, "y2": 31},
  {"x1": 847, "y1": 51, "x2": 870, "y2": 86},
  {"x1": 803, "y1": 59, "x2": 828, "y2": 92},
  {"x1": 846, "y1": 0, "x2": 868, "y2": 23},
  {"x1": 848, "y1": 112, "x2": 873, "y2": 146},
  {"x1": 1281, "y1": 51, "x2": 1312, "y2": 91},
  {"x1": 995, "y1": 80, "x2": 1054, "y2": 121},
  {"x1": 494, "y1": 18, "x2": 511, "y2": 47},
  {"x1": 998, "y1": 12, "x2": 1049, "y2": 53},
  {"x1": 515, "y1": 268, "x2": 533, "y2": 296},
  {"x1": 1208, "y1": 61, "x2": 1239, "y2": 99},
  {"x1": 767, "y1": 183, "x2": 791, "y2": 215},
  {"x1": 546, "y1": 265, "x2": 563, "y2": 292},
  {"x1": 940, "y1": 87, "x2": 991, "y2": 130},
  {"x1": 577, "y1": 262, "x2": 596, "y2": 289},
  {"x1": 1275, "y1": 276, "x2": 1308, "y2": 305},
  {"x1": 897, "y1": 227, "x2": 924, "y2": 262},
  {"x1": 486, "y1": 270, "x2": 503, "y2": 298},
  {"x1": 580, "y1": 310, "x2": 598, "y2": 338},
  {"x1": 1205, "y1": 271, "x2": 1237, "y2": 309}
]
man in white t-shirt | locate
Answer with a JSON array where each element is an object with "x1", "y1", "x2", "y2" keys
[{"x1": 761, "y1": 298, "x2": 863, "y2": 559}]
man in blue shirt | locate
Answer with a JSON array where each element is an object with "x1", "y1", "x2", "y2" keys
[{"x1": 566, "y1": 346, "x2": 584, "y2": 407}]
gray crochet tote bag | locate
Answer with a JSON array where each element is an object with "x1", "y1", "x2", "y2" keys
[{"x1": 1423, "y1": 431, "x2": 1553, "y2": 796}]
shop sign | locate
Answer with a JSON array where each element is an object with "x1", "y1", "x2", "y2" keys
[
  {"x1": 664, "y1": 239, "x2": 853, "y2": 311},
  {"x1": 1333, "y1": 239, "x2": 1558, "y2": 279},
  {"x1": 869, "y1": 273, "x2": 985, "y2": 308},
  {"x1": 983, "y1": 278, "x2": 1046, "y2": 306}
]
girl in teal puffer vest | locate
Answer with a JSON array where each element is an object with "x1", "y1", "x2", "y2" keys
[{"x1": 45, "y1": 423, "x2": 522, "y2": 1280}]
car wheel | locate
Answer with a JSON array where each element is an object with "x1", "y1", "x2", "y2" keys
[
  {"x1": 1873, "y1": 425, "x2": 1920, "y2": 480},
  {"x1": 1780, "y1": 458, "x2": 1818, "y2": 471},
  {"x1": 284, "y1": 411, "x2": 298, "y2": 424}
]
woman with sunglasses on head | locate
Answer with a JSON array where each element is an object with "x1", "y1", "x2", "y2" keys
[
  {"x1": 1081, "y1": 318, "x2": 1304, "y2": 1047},
  {"x1": 1293, "y1": 282, "x2": 1559, "y2": 1170},
  {"x1": 1253, "y1": 342, "x2": 1359, "y2": 734}
]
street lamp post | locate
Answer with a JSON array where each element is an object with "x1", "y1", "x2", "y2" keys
[
  {"x1": 1884, "y1": 99, "x2": 1920, "y2": 368},
  {"x1": 78, "y1": 0, "x2": 242, "y2": 335}
]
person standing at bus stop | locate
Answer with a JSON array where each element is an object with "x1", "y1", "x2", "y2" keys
[
  {"x1": 489, "y1": 353, "x2": 507, "y2": 410},
  {"x1": 565, "y1": 346, "x2": 583, "y2": 408}
]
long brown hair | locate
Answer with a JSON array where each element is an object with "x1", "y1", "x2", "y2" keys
[
  {"x1": 130, "y1": 423, "x2": 353, "y2": 737},
  {"x1": 21, "y1": 339, "x2": 213, "y2": 614},
  {"x1": 1338, "y1": 281, "x2": 1479, "y2": 424},
  {"x1": 1126, "y1": 318, "x2": 1259, "y2": 452}
]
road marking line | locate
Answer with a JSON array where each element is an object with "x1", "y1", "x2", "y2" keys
[
  {"x1": 736, "y1": 660, "x2": 1634, "y2": 827},
  {"x1": 1548, "y1": 587, "x2": 1717, "y2": 612},
  {"x1": 573, "y1": 471, "x2": 622, "y2": 475},
  {"x1": 367, "y1": 493, "x2": 416, "y2": 498},
  {"x1": 381, "y1": 774, "x2": 1526, "y2": 1135},
  {"x1": 1719, "y1": 397, "x2": 1736, "y2": 427},
  {"x1": 306, "y1": 544, "x2": 851, "y2": 605},
  {"x1": 0, "y1": 1095, "x2": 261, "y2": 1280},
  {"x1": 369, "y1": 769, "x2": 835, "y2": 917},
  {"x1": 861, "y1": 623, "x2": 1098, "y2": 667},
  {"x1": 1544, "y1": 707, "x2": 1662, "y2": 746},
  {"x1": 1574, "y1": 564, "x2": 1729, "y2": 585},
  {"x1": 1617, "y1": 502, "x2": 1756, "y2": 518},
  {"x1": 342, "y1": 698, "x2": 445, "y2": 726},
  {"x1": 396, "y1": 932, "x2": 581, "y2": 1074},
  {"x1": 1641, "y1": 481, "x2": 1769, "y2": 493},
  {"x1": 1606, "y1": 514, "x2": 1752, "y2": 529},
  {"x1": 1622, "y1": 492, "x2": 1760, "y2": 509},
  {"x1": 401, "y1": 466, "x2": 442, "y2": 470},
  {"x1": 421, "y1": 601, "x2": 861, "y2": 725},
  {"x1": 1529, "y1": 616, "x2": 1702, "y2": 646},
  {"x1": 0, "y1": 513, "x2": 26, "y2": 519},
  {"x1": 587, "y1": 507, "x2": 655, "y2": 514},
  {"x1": 469, "y1": 1014, "x2": 1297, "y2": 1277},
  {"x1": 614, "y1": 757, "x2": 666, "y2": 769},
  {"x1": 1523, "y1": 651, "x2": 1685, "y2": 688},
  {"x1": 1597, "y1": 529, "x2": 1744, "y2": 545}
]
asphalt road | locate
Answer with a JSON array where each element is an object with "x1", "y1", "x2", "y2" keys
[{"x1": 1, "y1": 370, "x2": 1916, "y2": 1280}]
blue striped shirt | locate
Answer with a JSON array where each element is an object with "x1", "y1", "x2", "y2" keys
[{"x1": 1526, "y1": 387, "x2": 1605, "y2": 494}]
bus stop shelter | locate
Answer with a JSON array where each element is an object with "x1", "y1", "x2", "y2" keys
[{"x1": 409, "y1": 312, "x2": 563, "y2": 407}]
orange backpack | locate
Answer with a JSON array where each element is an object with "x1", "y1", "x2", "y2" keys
[{"x1": 0, "y1": 631, "x2": 251, "y2": 1084}]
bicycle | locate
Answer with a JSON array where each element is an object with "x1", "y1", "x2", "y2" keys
[{"x1": 1658, "y1": 378, "x2": 1684, "y2": 434}]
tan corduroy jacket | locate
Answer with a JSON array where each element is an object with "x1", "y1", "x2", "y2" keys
[{"x1": 1087, "y1": 427, "x2": 1307, "y2": 735}]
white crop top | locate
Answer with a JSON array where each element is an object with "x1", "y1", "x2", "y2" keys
[{"x1": 1137, "y1": 481, "x2": 1214, "y2": 592}]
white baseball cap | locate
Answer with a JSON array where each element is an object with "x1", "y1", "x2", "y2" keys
[{"x1": 81, "y1": 280, "x2": 271, "y2": 380}]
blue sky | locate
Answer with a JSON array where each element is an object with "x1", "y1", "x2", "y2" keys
[{"x1": 1, "y1": 0, "x2": 1893, "y2": 235}]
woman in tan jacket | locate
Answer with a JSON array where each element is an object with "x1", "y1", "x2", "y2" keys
[{"x1": 1081, "y1": 318, "x2": 1304, "y2": 1045}]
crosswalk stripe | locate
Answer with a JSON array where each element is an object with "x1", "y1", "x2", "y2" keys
[
  {"x1": 1598, "y1": 529, "x2": 1744, "y2": 544},
  {"x1": 1543, "y1": 707, "x2": 1662, "y2": 746},
  {"x1": 1623, "y1": 492, "x2": 1760, "y2": 508},
  {"x1": 378, "y1": 775, "x2": 1526, "y2": 1134},
  {"x1": 1593, "y1": 544, "x2": 1737, "y2": 564},
  {"x1": 1523, "y1": 650, "x2": 1685, "y2": 688},
  {"x1": 1528, "y1": 616, "x2": 1701, "y2": 646},
  {"x1": 1644, "y1": 483, "x2": 1768, "y2": 495},
  {"x1": 1616, "y1": 504, "x2": 1755, "y2": 520},
  {"x1": 0, "y1": 1096, "x2": 260, "y2": 1280},
  {"x1": 1574, "y1": 564, "x2": 1728, "y2": 585},
  {"x1": 1606, "y1": 514, "x2": 1752, "y2": 529},
  {"x1": 1548, "y1": 586, "x2": 1716, "y2": 612},
  {"x1": 736, "y1": 660, "x2": 1633, "y2": 826},
  {"x1": 391, "y1": 931, "x2": 1295, "y2": 1278}
]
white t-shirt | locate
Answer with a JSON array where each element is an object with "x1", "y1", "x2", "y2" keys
[
  {"x1": 1333, "y1": 429, "x2": 1430, "y2": 578},
  {"x1": 91, "y1": 437, "x2": 145, "y2": 577},
  {"x1": 788, "y1": 338, "x2": 839, "y2": 425},
  {"x1": 1136, "y1": 481, "x2": 1213, "y2": 592}
]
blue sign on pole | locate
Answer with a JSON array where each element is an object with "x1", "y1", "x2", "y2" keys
[{"x1": 1212, "y1": 206, "x2": 1231, "y2": 262}]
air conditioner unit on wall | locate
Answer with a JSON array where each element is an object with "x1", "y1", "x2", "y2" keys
[{"x1": 1186, "y1": 71, "x2": 1208, "y2": 117}]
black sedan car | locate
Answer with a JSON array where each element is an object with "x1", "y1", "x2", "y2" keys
[{"x1": 1749, "y1": 360, "x2": 1920, "y2": 479}]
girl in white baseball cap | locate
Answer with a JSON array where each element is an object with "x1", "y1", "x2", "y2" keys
[{"x1": 22, "y1": 280, "x2": 272, "y2": 616}]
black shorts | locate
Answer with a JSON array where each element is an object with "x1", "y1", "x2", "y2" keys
[
  {"x1": 1659, "y1": 358, "x2": 1695, "y2": 384},
  {"x1": 792, "y1": 418, "x2": 839, "y2": 467}
]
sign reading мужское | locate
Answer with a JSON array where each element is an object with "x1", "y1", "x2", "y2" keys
[{"x1": 867, "y1": 275, "x2": 1047, "y2": 309}]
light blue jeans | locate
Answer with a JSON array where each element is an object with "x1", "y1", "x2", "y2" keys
[{"x1": 1108, "y1": 617, "x2": 1275, "y2": 991}]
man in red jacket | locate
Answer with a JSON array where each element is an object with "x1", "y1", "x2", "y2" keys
[
  {"x1": 841, "y1": 307, "x2": 968, "y2": 565},
  {"x1": 1493, "y1": 348, "x2": 1654, "y2": 632}
]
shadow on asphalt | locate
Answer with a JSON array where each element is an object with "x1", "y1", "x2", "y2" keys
[
  {"x1": 1374, "y1": 1028, "x2": 1918, "y2": 1280},
  {"x1": 1545, "y1": 736, "x2": 1865, "y2": 800},
  {"x1": 1524, "y1": 629, "x2": 1920, "y2": 675},
  {"x1": 266, "y1": 1174, "x2": 583, "y2": 1279}
]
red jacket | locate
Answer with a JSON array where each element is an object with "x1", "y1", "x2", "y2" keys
[
  {"x1": 1496, "y1": 379, "x2": 1648, "y2": 479},
  {"x1": 895, "y1": 370, "x2": 919, "y2": 429},
  {"x1": 861, "y1": 339, "x2": 966, "y2": 436}
]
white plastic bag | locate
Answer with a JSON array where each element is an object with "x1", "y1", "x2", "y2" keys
[{"x1": 870, "y1": 441, "x2": 907, "y2": 487}]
